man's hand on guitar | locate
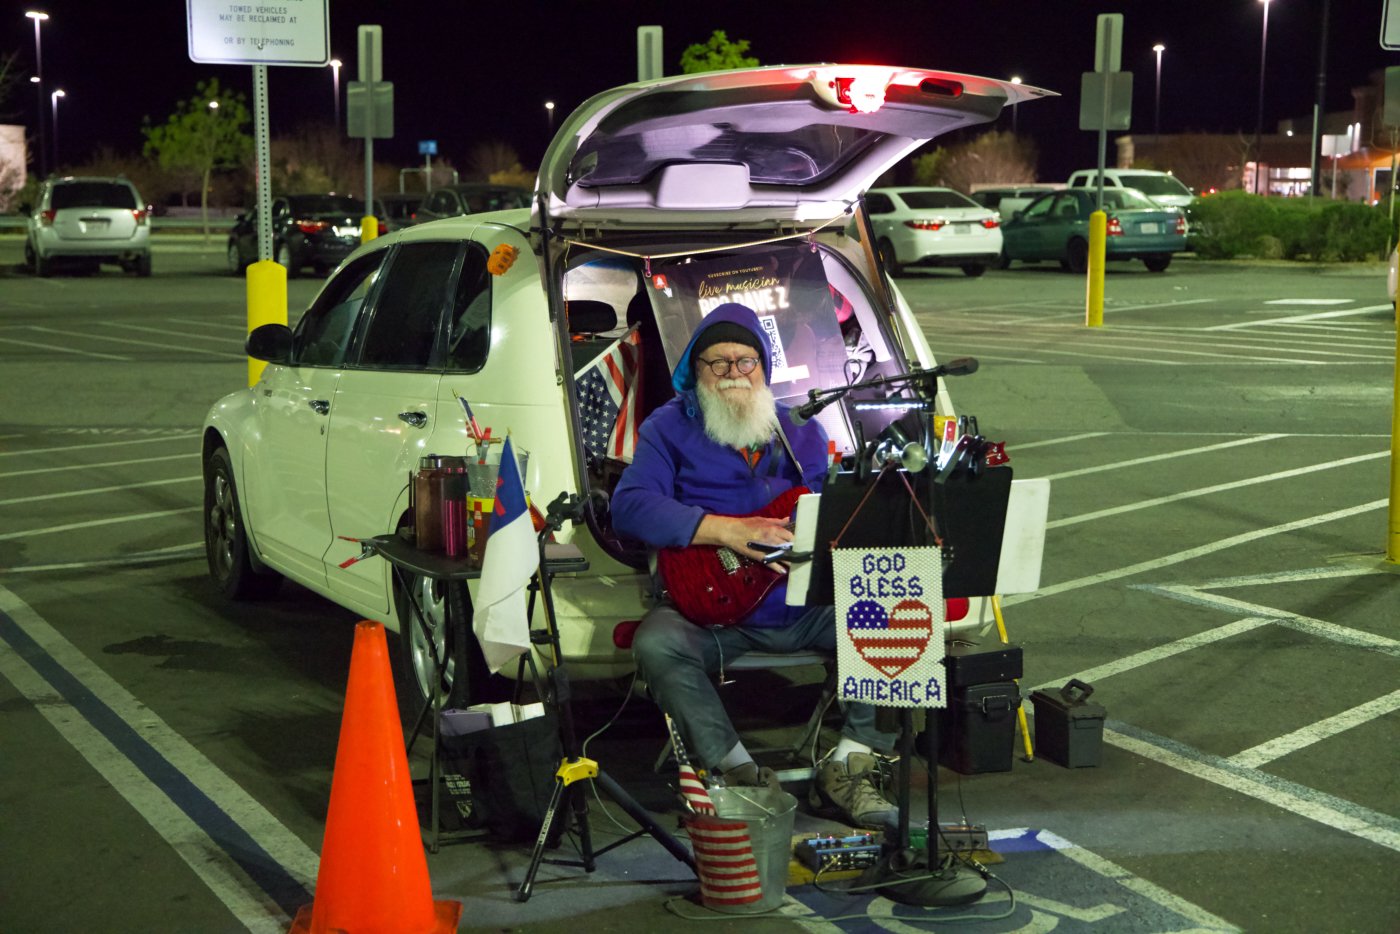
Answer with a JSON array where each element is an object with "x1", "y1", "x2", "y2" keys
[{"x1": 694, "y1": 514, "x2": 793, "y2": 564}]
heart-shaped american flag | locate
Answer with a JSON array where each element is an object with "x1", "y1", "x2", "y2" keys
[{"x1": 846, "y1": 598, "x2": 935, "y2": 678}]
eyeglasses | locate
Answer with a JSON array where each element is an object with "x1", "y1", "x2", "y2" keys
[{"x1": 696, "y1": 356, "x2": 761, "y2": 377}]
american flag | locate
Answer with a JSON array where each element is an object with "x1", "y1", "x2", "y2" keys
[
  {"x1": 847, "y1": 597, "x2": 934, "y2": 678},
  {"x1": 687, "y1": 814, "x2": 764, "y2": 907},
  {"x1": 575, "y1": 330, "x2": 642, "y2": 464},
  {"x1": 664, "y1": 714, "x2": 715, "y2": 816}
]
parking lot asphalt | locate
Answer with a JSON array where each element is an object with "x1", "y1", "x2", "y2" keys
[{"x1": 0, "y1": 236, "x2": 1396, "y2": 932}]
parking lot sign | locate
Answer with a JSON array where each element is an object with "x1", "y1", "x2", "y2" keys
[{"x1": 186, "y1": 0, "x2": 328, "y2": 66}]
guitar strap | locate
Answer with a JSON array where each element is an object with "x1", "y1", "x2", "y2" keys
[{"x1": 773, "y1": 417, "x2": 804, "y2": 484}]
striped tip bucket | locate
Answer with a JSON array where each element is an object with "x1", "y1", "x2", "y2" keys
[{"x1": 684, "y1": 786, "x2": 796, "y2": 914}]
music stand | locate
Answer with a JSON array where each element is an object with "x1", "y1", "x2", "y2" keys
[{"x1": 802, "y1": 464, "x2": 1013, "y2": 906}]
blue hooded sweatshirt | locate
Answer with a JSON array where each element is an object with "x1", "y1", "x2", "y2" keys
[{"x1": 611, "y1": 302, "x2": 830, "y2": 628}]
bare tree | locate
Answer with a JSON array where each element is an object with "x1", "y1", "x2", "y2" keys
[
  {"x1": 1137, "y1": 133, "x2": 1250, "y2": 193},
  {"x1": 913, "y1": 131, "x2": 1038, "y2": 192}
]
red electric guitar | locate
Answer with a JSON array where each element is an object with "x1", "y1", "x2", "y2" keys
[{"x1": 656, "y1": 486, "x2": 810, "y2": 628}]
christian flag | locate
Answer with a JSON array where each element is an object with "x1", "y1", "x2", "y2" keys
[{"x1": 473, "y1": 436, "x2": 538, "y2": 673}]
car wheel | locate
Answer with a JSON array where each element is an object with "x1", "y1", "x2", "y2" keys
[
  {"x1": 1066, "y1": 238, "x2": 1089, "y2": 274},
  {"x1": 276, "y1": 242, "x2": 300, "y2": 279},
  {"x1": 998, "y1": 247, "x2": 1012, "y2": 270},
  {"x1": 204, "y1": 446, "x2": 282, "y2": 600},
  {"x1": 393, "y1": 570, "x2": 486, "y2": 728},
  {"x1": 1143, "y1": 254, "x2": 1172, "y2": 273},
  {"x1": 226, "y1": 242, "x2": 244, "y2": 275},
  {"x1": 878, "y1": 238, "x2": 904, "y2": 277},
  {"x1": 961, "y1": 264, "x2": 988, "y2": 278},
  {"x1": 135, "y1": 253, "x2": 152, "y2": 278},
  {"x1": 32, "y1": 246, "x2": 51, "y2": 278}
]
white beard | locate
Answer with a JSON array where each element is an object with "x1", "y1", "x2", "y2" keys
[{"x1": 696, "y1": 378, "x2": 780, "y2": 450}]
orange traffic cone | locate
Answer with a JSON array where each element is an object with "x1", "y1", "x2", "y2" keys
[{"x1": 289, "y1": 620, "x2": 462, "y2": 934}]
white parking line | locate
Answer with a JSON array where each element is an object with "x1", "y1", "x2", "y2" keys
[
  {"x1": 1003, "y1": 499, "x2": 1388, "y2": 606},
  {"x1": 0, "y1": 336, "x2": 132, "y2": 360},
  {"x1": 0, "y1": 585, "x2": 316, "y2": 932},
  {"x1": 0, "y1": 507, "x2": 199, "y2": 541},
  {"x1": 1048, "y1": 449, "x2": 1389, "y2": 527},
  {"x1": 169, "y1": 318, "x2": 248, "y2": 332},
  {"x1": 1230, "y1": 690, "x2": 1400, "y2": 768},
  {"x1": 99, "y1": 322, "x2": 243, "y2": 345},
  {"x1": 0, "y1": 543, "x2": 203, "y2": 575},
  {"x1": 1042, "y1": 434, "x2": 1283, "y2": 481},
  {"x1": 0, "y1": 452, "x2": 195, "y2": 479},
  {"x1": 1204, "y1": 303, "x2": 1394, "y2": 331},
  {"x1": 0, "y1": 436, "x2": 191, "y2": 458},
  {"x1": 1012, "y1": 432, "x2": 1110, "y2": 451},
  {"x1": 27, "y1": 326, "x2": 245, "y2": 359},
  {"x1": 0, "y1": 476, "x2": 200, "y2": 506}
]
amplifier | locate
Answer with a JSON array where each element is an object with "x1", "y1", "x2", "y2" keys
[{"x1": 794, "y1": 833, "x2": 883, "y2": 873}]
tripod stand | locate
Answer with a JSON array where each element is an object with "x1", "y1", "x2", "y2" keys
[{"x1": 515, "y1": 491, "x2": 695, "y2": 902}]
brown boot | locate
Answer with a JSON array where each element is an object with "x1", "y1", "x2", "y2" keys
[{"x1": 808, "y1": 752, "x2": 897, "y2": 830}]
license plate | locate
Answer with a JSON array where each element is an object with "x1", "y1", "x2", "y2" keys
[{"x1": 1139, "y1": 223, "x2": 1160, "y2": 234}]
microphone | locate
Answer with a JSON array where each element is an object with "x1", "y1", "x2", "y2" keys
[
  {"x1": 787, "y1": 396, "x2": 835, "y2": 427},
  {"x1": 932, "y1": 357, "x2": 978, "y2": 378}
]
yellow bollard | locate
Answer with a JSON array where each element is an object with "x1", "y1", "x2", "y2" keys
[
  {"x1": 991, "y1": 596, "x2": 1034, "y2": 761},
  {"x1": 246, "y1": 260, "x2": 287, "y2": 387},
  {"x1": 1085, "y1": 210, "x2": 1106, "y2": 328},
  {"x1": 361, "y1": 215, "x2": 379, "y2": 245}
]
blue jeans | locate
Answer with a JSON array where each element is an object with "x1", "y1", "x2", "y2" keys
[{"x1": 631, "y1": 603, "x2": 898, "y2": 770}]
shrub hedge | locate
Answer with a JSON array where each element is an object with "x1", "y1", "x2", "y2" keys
[{"x1": 1187, "y1": 191, "x2": 1392, "y2": 262}]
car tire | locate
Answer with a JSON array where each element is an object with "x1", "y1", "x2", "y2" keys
[
  {"x1": 204, "y1": 446, "x2": 282, "y2": 600},
  {"x1": 393, "y1": 569, "x2": 489, "y2": 728},
  {"x1": 1143, "y1": 254, "x2": 1172, "y2": 273},
  {"x1": 1066, "y1": 238, "x2": 1089, "y2": 274},
  {"x1": 226, "y1": 242, "x2": 244, "y2": 275},
  {"x1": 276, "y1": 242, "x2": 300, "y2": 279},
  {"x1": 135, "y1": 253, "x2": 152, "y2": 278},
  {"x1": 878, "y1": 238, "x2": 904, "y2": 277},
  {"x1": 998, "y1": 247, "x2": 1012, "y2": 270},
  {"x1": 31, "y1": 245, "x2": 51, "y2": 278},
  {"x1": 961, "y1": 264, "x2": 988, "y2": 278}
]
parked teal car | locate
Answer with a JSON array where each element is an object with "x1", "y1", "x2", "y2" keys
[{"x1": 1000, "y1": 188, "x2": 1187, "y2": 273}]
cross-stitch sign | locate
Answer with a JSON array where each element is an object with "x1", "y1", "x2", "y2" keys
[{"x1": 833, "y1": 546, "x2": 946, "y2": 708}]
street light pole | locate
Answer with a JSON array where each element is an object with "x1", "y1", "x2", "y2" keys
[
  {"x1": 1009, "y1": 77, "x2": 1021, "y2": 135},
  {"x1": 545, "y1": 100, "x2": 555, "y2": 133},
  {"x1": 50, "y1": 88, "x2": 63, "y2": 168},
  {"x1": 26, "y1": 10, "x2": 48, "y2": 179},
  {"x1": 1152, "y1": 44, "x2": 1165, "y2": 142},
  {"x1": 330, "y1": 58, "x2": 342, "y2": 129},
  {"x1": 1254, "y1": 0, "x2": 1273, "y2": 195}
]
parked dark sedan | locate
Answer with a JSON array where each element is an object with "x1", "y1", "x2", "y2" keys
[
  {"x1": 413, "y1": 184, "x2": 532, "y2": 223},
  {"x1": 1000, "y1": 188, "x2": 1187, "y2": 273},
  {"x1": 227, "y1": 194, "x2": 384, "y2": 278}
]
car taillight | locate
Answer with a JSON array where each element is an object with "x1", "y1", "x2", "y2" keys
[
  {"x1": 132, "y1": 209, "x2": 148, "y2": 225},
  {"x1": 39, "y1": 209, "x2": 55, "y2": 226},
  {"x1": 378, "y1": 220, "x2": 387, "y2": 236},
  {"x1": 1175, "y1": 215, "x2": 1187, "y2": 235},
  {"x1": 981, "y1": 217, "x2": 999, "y2": 229},
  {"x1": 1106, "y1": 216, "x2": 1124, "y2": 236},
  {"x1": 905, "y1": 220, "x2": 945, "y2": 231},
  {"x1": 297, "y1": 219, "x2": 329, "y2": 234}
]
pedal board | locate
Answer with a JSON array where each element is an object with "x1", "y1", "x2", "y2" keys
[
  {"x1": 794, "y1": 833, "x2": 883, "y2": 873},
  {"x1": 910, "y1": 823, "x2": 990, "y2": 853}
]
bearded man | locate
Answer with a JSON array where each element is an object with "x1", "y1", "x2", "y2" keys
[{"x1": 611, "y1": 302, "x2": 898, "y2": 830}]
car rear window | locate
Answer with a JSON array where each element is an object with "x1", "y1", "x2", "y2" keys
[
  {"x1": 899, "y1": 190, "x2": 978, "y2": 210},
  {"x1": 51, "y1": 182, "x2": 137, "y2": 210},
  {"x1": 1104, "y1": 189, "x2": 1158, "y2": 210},
  {"x1": 1117, "y1": 175, "x2": 1191, "y2": 198},
  {"x1": 289, "y1": 195, "x2": 363, "y2": 216}
]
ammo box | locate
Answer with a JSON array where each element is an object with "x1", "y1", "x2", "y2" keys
[
  {"x1": 1029, "y1": 679, "x2": 1106, "y2": 768},
  {"x1": 941, "y1": 640, "x2": 1023, "y2": 689},
  {"x1": 936, "y1": 681, "x2": 1020, "y2": 774}
]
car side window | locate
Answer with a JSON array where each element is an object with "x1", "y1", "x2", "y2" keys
[
  {"x1": 1023, "y1": 196, "x2": 1054, "y2": 218},
  {"x1": 444, "y1": 244, "x2": 492, "y2": 372},
  {"x1": 354, "y1": 241, "x2": 462, "y2": 369},
  {"x1": 293, "y1": 252, "x2": 385, "y2": 367},
  {"x1": 865, "y1": 194, "x2": 894, "y2": 214},
  {"x1": 1054, "y1": 194, "x2": 1081, "y2": 219}
]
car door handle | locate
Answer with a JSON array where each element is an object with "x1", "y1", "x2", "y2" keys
[
  {"x1": 398, "y1": 411, "x2": 428, "y2": 429},
  {"x1": 308, "y1": 399, "x2": 330, "y2": 416}
]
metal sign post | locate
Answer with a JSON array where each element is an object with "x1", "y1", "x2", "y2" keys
[
  {"x1": 637, "y1": 26, "x2": 663, "y2": 82},
  {"x1": 185, "y1": 0, "x2": 329, "y2": 385},
  {"x1": 347, "y1": 25, "x2": 393, "y2": 243},
  {"x1": 1079, "y1": 14, "x2": 1131, "y2": 329}
]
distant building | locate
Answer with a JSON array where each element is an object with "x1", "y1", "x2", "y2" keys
[{"x1": 1115, "y1": 71, "x2": 1394, "y2": 203}]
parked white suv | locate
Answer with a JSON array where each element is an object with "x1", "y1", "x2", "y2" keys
[
  {"x1": 1066, "y1": 169, "x2": 1194, "y2": 210},
  {"x1": 24, "y1": 176, "x2": 152, "y2": 277},
  {"x1": 203, "y1": 64, "x2": 1050, "y2": 711}
]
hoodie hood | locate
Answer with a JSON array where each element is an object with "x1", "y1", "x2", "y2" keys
[{"x1": 671, "y1": 303, "x2": 773, "y2": 396}]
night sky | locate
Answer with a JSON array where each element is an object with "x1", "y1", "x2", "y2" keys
[{"x1": 2, "y1": 0, "x2": 1395, "y2": 183}]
